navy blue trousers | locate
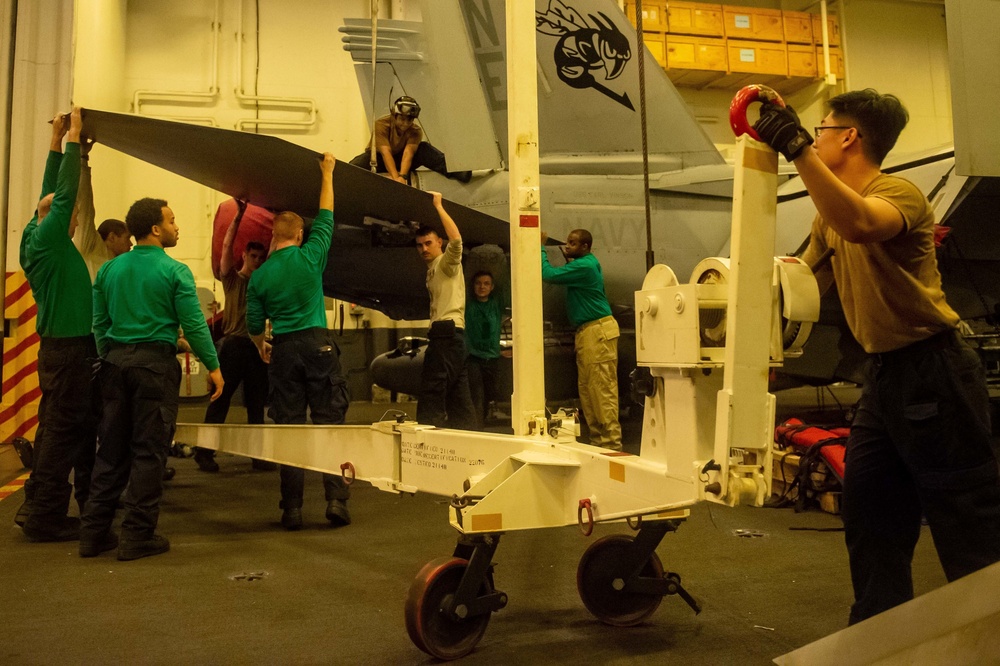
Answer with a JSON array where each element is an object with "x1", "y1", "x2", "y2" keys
[
  {"x1": 25, "y1": 335, "x2": 99, "y2": 528},
  {"x1": 417, "y1": 321, "x2": 476, "y2": 431},
  {"x1": 81, "y1": 343, "x2": 180, "y2": 541},
  {"x1": 842, "y1": 331, "x2": 1000, "y2": 624},
  {"x1": 268, "y1": 328, "x2": 350, "y2": 507}
]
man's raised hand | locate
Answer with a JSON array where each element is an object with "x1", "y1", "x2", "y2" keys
[{"x1": 752, "y1": 103, "x2": 813, "y2": 162}]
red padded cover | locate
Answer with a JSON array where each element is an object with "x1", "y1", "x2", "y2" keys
[
  {"x1": 210, "y1": 199, "x2": 275, "y2": 280},
  {"x1": 774, "y1": 417, "x2": 847, "y2": 480}
]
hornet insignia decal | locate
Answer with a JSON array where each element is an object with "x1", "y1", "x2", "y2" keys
[{"x1": 535, "y1": 0, "x2": 634, "y2": 111}]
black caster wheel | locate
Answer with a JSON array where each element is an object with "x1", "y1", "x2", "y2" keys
[
  {"x1": 577, "y1": 534, "x2": 665, "y2": 627},
  {"x1": 405, "y1": 557, "x2": 493, "y2": 660}
]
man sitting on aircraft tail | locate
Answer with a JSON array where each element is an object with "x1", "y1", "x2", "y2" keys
[
  {"x1": 753, "y1": 88, "x2": 1000, "y2": 625},
  {"x1": 349, "y1": 95, "x2": 471, "y2": 184},
  {"x1": 540, "y1": 229, "x2": 623, "y2": 451}
]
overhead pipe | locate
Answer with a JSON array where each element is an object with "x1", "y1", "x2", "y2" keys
[
  {"x1": 132, "y1": 0, "x2": 221, "y2": 117},
  {"x1": 234, "y1": 0, "x2": 317, "y2": 132},
  {"x1": 819, "y1": 0, "x2": 834, "y2": 85},
  {"x1": 367, "y1": 0, "x2": 378, "y2": 170}
]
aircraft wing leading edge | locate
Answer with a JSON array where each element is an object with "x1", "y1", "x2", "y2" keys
[{"x1": 80, "y1": 109, "x2": 510, "y2": 320}]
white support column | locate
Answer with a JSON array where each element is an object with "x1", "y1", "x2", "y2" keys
[
  {"x1": 711, "y1": 134, "x2": 778, "y2": 506},
  {"x1": 73, "y1": 0, "x2": 127, "y2": 110},
  {"x1": 505, "y1": 1, "x2": 545, "y2": 436},
  {"x1": 5, "y1": 0, "x2": 74, "y2": 271},
  {"x1": 73, "y1": 0, "x2": 128, "y2": 219},
  {"x1": 0, "y1": 0, "x2": 17, "y2": 280}
]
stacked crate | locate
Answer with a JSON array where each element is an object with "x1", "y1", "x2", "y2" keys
[
  {"x1": 723, "y1": 5, "x2": 786, "y2": 81},
  {"x1": 626, "y1": 1, "x2": 842, "y2": 90}
]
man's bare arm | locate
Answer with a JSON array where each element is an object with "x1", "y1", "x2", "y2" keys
[
  {"x1": 378, "y1": 145, "x2": 404, "y2": 182},
  {"x1": 67, "y1": 106, "x2": 82, "y2": 146},
  {"x1": 74, "y1": 139, "x2": 102, "y2": 256},
  {"x1": 319, "y1": 153, "x2": 335, "y2": 211},
  {"x1": 792, "y1": 150, "x2": 904, "y2": 244},
  {"x1": 218, "y1": 200, "x2": 248, "y2": 277},
  {"x1": 430, "y1": 191, "x2": 460, "y2": 241},
  {"x1": 251, "y1": 332, "x2": 271, "y2": 364},
  {"x1": 50, "y1": 112, "x2": 68, "y2": 152},
  {"x1": 398, "y1": 143, "x2": 418, "y2": 181}
]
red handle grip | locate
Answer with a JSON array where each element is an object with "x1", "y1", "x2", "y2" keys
[
  {"x1": 729, "y1": 85, "x2": 785, "y2": 140},
  {"x1": 340, "y1": 461, "x2": 356, "y2": 485}
]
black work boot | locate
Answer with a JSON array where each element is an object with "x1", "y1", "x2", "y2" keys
[
  {"x1": 23, "y1": 515, "x2": 81, "y2": 542},
  {"x1": 281, "y1": 507, "x2": 303, "y2": 531},
  {"x1": 193, "y1": 448, "x2": 219, "y2": 473},
  {"x1": 325, "y1": 500, "x2": 351, "y2": 527},
  {"x1": 117, "y1": 534, "x2": 170, "y2": 561},
  {"x1": 79, "y1": 531, "x2": 119, "y2": 558}
]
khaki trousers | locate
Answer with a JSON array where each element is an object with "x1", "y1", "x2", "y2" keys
[{"x1": 575, "y1": 316, "x2": 622, "y2": 450}]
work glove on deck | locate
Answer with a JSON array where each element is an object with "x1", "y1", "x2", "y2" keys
[{"x1": 753, "y1": 103, "x2": 813, "y2": 162}]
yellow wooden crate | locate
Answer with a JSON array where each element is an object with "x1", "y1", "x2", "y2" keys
[
  {"x1": 772, "y1": 449, "x2": 801, "y2": 498},
  {"x1": 723, "y1": 5, "x2": 784, "y2": 42},
  {"x1": 624, "y1": 1, "x2": 669, "y2": 33},
  {"x1": 666, "y1": 1, "x2": 725, "y2": 37},
  {"x1": 727, "y1": 39, "x2": 787, "y2": 76},
  {"x1": 812, "y1": 13, "x2": 841, "y2": 46},
  {"x1": 787, "y1": 43, "x2": 817, "y2": 78},
  {"x1": 782, "y1": 10, "x2": 813, "y2": 44},
  {"x1": 771, "y1": 448, "x2": 841, "y2": 514},
  {"x1": 665, "y1": 34, "x2": 728, "y2": 71},
  {"x1": 816, "y1": 45, "x2": 844, "y2": 79},
  {"x1": 642, "y1": 32, "x2": 668, "y2": 69}
]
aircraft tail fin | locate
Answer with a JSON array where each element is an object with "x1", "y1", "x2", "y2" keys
[
  {"x1": 339, "y1": 6, "x2": 504, "y2": 172},
  {"x1": 341, "y1": 1, "x2": 725, "y2": 175}
]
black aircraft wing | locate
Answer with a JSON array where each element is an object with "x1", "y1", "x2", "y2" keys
[{"x1": 80, "y1": 109, "x2": 509, "y2": 320}]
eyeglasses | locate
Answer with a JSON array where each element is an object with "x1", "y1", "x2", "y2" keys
[{"x1": 815, "y1": 125, "x2": 862, "y2": 138}]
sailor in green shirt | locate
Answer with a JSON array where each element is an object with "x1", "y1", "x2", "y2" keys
[
  {"x1": 80, "y1": 197, "x2": 222, "y2": 561},
  {"x1": 247, "y1": 152, "x2": 352, "y2": 531},
  {"x1": 465, "y1": 270, "x2": 507, "y2": 428},
  {"x1": 541, "y1": 229, "x2": 623, "y2": 451},
  {"x1": 18, "y1": 107, "x2": 101, "y2": 542}
]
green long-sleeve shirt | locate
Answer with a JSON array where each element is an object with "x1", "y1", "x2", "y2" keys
[
  {"x1": 540, "y1": 249, "x2": 612, "y2": 329},
  {"x1": 20, "y1": 144, "x2": 92, "y2": 338},
  {"x1": 92, "y1": 244, "x2": 219, "y2": 370},
  {"x1": 246, "y1": 209, "x2": 333, "y2": 336},
  {"x1": 465, "y1": 296, "x2": 504, "y2": 360}
]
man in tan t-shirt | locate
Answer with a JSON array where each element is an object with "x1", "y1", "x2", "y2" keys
[
  {"x1": 414, "y1": 191, "x2": 476, "y2": 430},
  {"x1": 195, "y1": 199, "x2": 274, "y2": 473},
  {"x1": 349, "y1": 96, "x2": 471, "y2": 184},
  {"x1": 755, "y1": 89, "x2": 1000, "y2": 625},
  {"x1": 73, "y1": 140, "x2": 133, "y2": 282}
]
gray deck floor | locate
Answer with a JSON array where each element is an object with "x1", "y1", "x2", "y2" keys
[{"x1": 0, "y1": 388, "x2": 950, "y2": 665}]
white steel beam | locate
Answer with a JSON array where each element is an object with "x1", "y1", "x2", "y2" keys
[{"x1": 505, "y1": 0, "x2": 546, "y2": 435}]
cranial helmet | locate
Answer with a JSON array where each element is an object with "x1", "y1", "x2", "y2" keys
[{"x1": 391, "y1": 96, "x2": 421, "y2": 119}]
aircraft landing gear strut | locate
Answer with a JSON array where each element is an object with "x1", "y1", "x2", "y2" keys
[
  {"x1": 405, "y1": 533, "x2": 507, "y2": 660},
  {"x1": 577, "y1": 520, "x2": 701, "y2": 626}
]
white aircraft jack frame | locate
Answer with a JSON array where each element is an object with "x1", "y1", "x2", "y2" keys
[{"x1": 174, "y1": 98, "x2": 817, "y2": 661}]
